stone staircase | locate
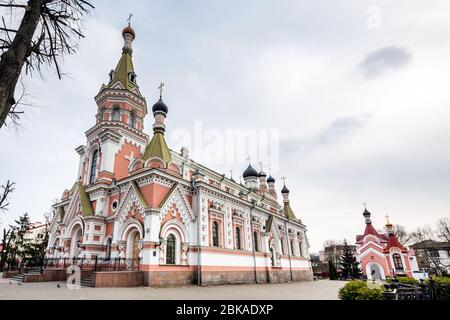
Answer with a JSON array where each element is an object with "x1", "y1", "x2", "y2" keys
[
  {"x1": 80, "y1": 274, "x2": 94, "y2": 287},
  {"x1": 9, "y1": 274, "x2": 24, "y2": 283}
]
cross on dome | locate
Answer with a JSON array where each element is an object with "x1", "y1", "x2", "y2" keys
[
  {"x1": 159, "y1": 82, "x2": 165, "y2": 98},
  {"x1": 127, "y1": 13, "x2": 134, "y2": 26}
]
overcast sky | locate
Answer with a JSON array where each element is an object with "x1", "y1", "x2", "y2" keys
[{"x1": 1, "y1": 0, "x2": 450, "y2": 252}]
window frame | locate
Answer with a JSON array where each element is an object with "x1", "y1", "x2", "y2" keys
[
  {"x1": 392, "y1": 253, "x2": 404, "y2": 271},
  {"x1": 89, "y1": 150, "x2": 99, "y2": 184},
  {"x1": 166, "y1": 234, "x2": 176, "y2": 265}
]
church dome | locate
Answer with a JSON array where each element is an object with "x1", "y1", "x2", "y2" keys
[
  {"x1": 258, "y1": 170, "x2": 267, "y2": 178},
  {"x1": 152, "y1": 98, "x2": 168, "y2": 115},
  {"x1": 243, "y1": 164, "x2": 258, "y2": 178},
  {"x1": 267, "y1": 175, "x2": 275, "y2": 183},
  {"x1": 122, "y1": 26, "x2": 136, "y2": 39},
  {"x1": 281, "y1": 185, "x2": 290, "y2": 194}
]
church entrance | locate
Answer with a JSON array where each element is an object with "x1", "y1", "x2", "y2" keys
[
  {"x1": 125, "y1": 228, "x2": 141, "y2": 270},
  {"x1": 367, "y1": 263, "x2": 384, "y2": 281},
  {"x1": 70, "y1": 226, "x2": 83, "y2": 258}
]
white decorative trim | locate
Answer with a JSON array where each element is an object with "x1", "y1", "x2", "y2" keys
[{"x1": 159, "y1": 184, "x2": 195, "y2": 224}]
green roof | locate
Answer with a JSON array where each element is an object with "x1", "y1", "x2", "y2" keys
[
  {"x1": 265, "y1": 215, "x2": 274, "y2": 232},
  {"x1": 78, "y1": 183, "x2": 94, "y2": 216},
  {"x1": 131, "y1": 181, "x2": 149, "y2": 209},
  {"x1": 108, "y1": 51, "x2": 137, "y2": 91},
  {"x1": 284, "y1": 203, "x2": 297, "y2": 220},
  {"x1": 142, "y1": 132, "x2": 172, "y2": 163}
]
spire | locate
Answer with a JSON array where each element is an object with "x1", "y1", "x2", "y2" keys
[
  {"x1": 142, "y1": 83, "x2": 172, "y2": 164},
  {"x1": 107, "y1": 19, "x2": 138, "y2": 92},
  {"x1": 281, "y1": 178, "x2": 297, "y2": 220},
  {"x1": 385, "y1": 215, "x2": 394, "y2": 235}
]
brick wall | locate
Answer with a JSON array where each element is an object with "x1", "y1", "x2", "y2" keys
[{"x1": 94, "y1": 271, "x2": 143, "y2": 288}]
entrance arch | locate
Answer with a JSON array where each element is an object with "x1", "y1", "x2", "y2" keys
[
  {"x1": 125, "y1": 227, "x2": 141, "y2": 260},
  {"x1": 366, "y1": 262, "x2": 386, "y2": 281},
  {"x1": 69, "y1": 226, "x2": 83, "y2": 258}
]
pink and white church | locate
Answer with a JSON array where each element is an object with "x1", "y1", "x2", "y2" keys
[
  {"x1": 45, "y1": 24, "x2": 313, "y2": 286},
  {"x1": 355, "y1": 208, "x2": 419, "y2": 281}
]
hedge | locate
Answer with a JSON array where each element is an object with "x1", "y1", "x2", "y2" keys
[{"x1": 339, "y1": 280, "x2": 385, "y2": 300}]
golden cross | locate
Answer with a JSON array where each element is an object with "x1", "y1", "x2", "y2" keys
[
  {"x1": 127, "y1": 14, "x2": 134, "y2": 26},
  {"x1": 281, "y1": 177, "x2": 287, "y2": 184},
  {"x1": 158, "y1": 82, "x2": 165, "y2": 98},
  {"x1": 246, "y1": 156, "x2": 252, "y2": 164},
  {"x1": 363, "y1": 202, "x2": 368, "y2": 209},
  {"x1": 385, "y1": 214, "x2": 391, "y2": 224}
]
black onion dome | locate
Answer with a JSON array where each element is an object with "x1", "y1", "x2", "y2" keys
[
  {"x1": 281, "y1": 184, "x2": 290, "y2": 194},
  {"x1": 363, "y1": 208, "x2": 371, "y2": 216},
  {"x1": 267, "y1": 175, "x2": 275, "y2": 183},
  {"x1": 152, "y1": 98, "x2": 168, "y2": 115},
  {"x1": 243, "y1": 164, "x2": 258, "y2": 178},
  {"x1": 258, "y1": 170, "x2": 267, "y2": 177}
]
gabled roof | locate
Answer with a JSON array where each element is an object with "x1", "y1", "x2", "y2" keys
[
  {"x1": 142, "y1": 132, "x2": 172, "y2": 163},
  {"x1": 158, "y1": 183, "x2": 178, "y2": 208},
  {"x1": 265, "y1": 215, "x2": 274, "y2": 233},
  {"x1": 131, "y1": 181, "x2": 149, "y2": 209},
  {"x1": 356, "y1": 223, "x2": 388, "y2": 243},
  {"x1": 283, "y1": 203, "x2": 297, "y2": 220},
  {"x1": 78, "y1": 183, "x2": 94, "y2": 216},
  {"x1": 384, "y1": 234, "x2": 408, "y2": 253},
  {"x1": 410, "y1": 240, "x2": 450, "y2": 250},
  {"x1": 108, "y1": 51, "x2": 137, "y2": 92}
]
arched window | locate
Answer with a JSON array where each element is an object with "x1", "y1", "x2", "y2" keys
[
  {"x1": 290, "y1": 239, "x2": 295, "y2": 256},
  {"x1": 280, "y1": 239, "x2": 285, "y2": 255},
  {"x1": 212, "y1": 221, "x2": 220, "y2": 247},
  {"x1": 112, "y1": 107, "x2": 120, "y2": 121},
  {"x1": 393, "y1": 253, "x2": 404, "y2": 270},
  {"x1": 97, "y1": 109, "x2": 104, "y2": 123},
  {"x1": 235, "y1": 227, "x2": 242, "y2": 250},
  {"x1": 106, "y1": 238, "x2": 112, "y2": 260},
  {"x1": 166, "y1": 234, "x2": 176, "y2": 265},
  {"x1": 298, "y1": 241, "x2": 303, "y2": 257},
  {"x1": 253, "y1": 231, "x2": 259, "y2": 252},
  {"x1": 129, "y1": 112, "x2": 136, "y2": 128},
  {"x1": 89, "y1": 150, "x2": 99, "y2": 184},
  {"x1": 270, "y1": 247, "x2": 276, "y2": 267}
]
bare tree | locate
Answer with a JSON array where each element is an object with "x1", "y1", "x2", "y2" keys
[
  {"x1": 0, "y1": 0, "x2": 94, "y2": 128},
  {"x1": 436, "y1": 217, "x2": 450, "y2": 242},
  {"x1": 0, "y1": 180, "x2": 15, "y2": 213},
  {"x1": 383, "y1": 224, "x2": 412, "y2": 245}
]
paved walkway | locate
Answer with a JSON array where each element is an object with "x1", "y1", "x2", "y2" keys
[{"x1": 0, "y1": 279, "x2": 345, "y2": 300}]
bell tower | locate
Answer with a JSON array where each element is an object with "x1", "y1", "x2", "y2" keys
[
  {"x1": 94, "y1": 22, "x2": 147, "y2": 131},
  {"x1": 79, "y1": 21, "x2": 149, "y2": 187}
]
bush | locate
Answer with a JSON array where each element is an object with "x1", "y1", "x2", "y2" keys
[
  {"x1": 430, "y1": 276, "x2": 450, "y2": 300},
  {"x1": 339, "y1": 280, "x2": 385, "y2": 300},
  {"x1": 396, "y1": 276, "x2": 420, "y2": 286}
]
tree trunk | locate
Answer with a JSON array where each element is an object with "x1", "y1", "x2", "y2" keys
[{"x1": 0, "y1": 0, "x2": 42, "y2": 128}]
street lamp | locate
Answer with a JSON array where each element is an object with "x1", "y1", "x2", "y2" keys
[{"x1": 76, "y1": 240, "x2": 85, "y2": 250}]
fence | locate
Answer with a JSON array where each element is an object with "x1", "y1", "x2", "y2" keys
[
  {"x1": 43, "y1": 257, "x2": 141, "y2": 272},
  {"x1": 383, "y1": 278, "x2": 447, "y2": 300}
]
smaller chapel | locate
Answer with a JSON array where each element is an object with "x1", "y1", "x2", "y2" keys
[{"x1": 355, "y1": 208, "x2": 419, "y2": 280}]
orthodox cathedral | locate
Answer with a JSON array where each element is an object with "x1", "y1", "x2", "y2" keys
[
  {"x1": 46, "y1": 24, "x2": 313, "y2": 286},
  {"x1": 355, "y1": 208, "x2": 419, "y2": 281}
]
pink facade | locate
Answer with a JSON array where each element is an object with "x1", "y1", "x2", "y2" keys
[
  {"x1": 45, "y1": 23, "x2": 313, "y2": 287},
  {"x1": 355, "y1": 209, "x2": 418, "y2": 280}
]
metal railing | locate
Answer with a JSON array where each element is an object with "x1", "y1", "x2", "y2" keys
[
  {"x1": 43, "y1": 257, "x2": 141, "y2": 272},
  {"x1": 383, "y1": 278, "x2": 446, "y2": 300}
]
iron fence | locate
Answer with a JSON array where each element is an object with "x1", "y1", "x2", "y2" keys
[
  {"x1": 383, "y1": 278, "x2": 446, "y2": 300},
  {"x1": 43, "y1": 257, "x2": 141, "y2": 272}
]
